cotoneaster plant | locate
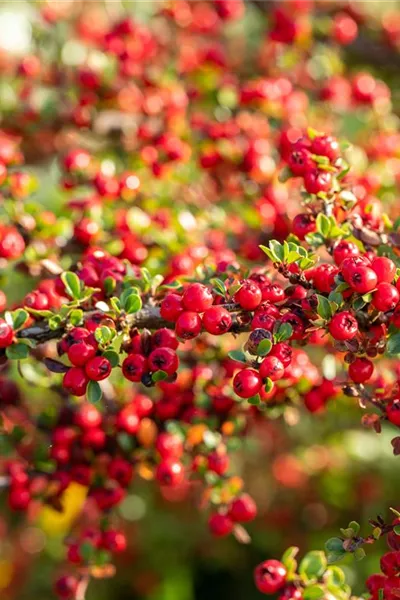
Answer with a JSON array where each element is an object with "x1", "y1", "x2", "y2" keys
[{"x1": 1, "y1": 1, "x2": 400, "y2": 599}]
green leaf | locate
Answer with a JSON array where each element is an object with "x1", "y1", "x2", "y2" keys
[
  {"x1": 328, "y1": 292, "x2": 343, "y2": 307},
  {"x1": 393, "y1": 525, "x2": 400, "y2": 535},
  {"x1": 354, "y1": 548, "x2": 366, "y2": 561},
  {"x1": 80, "y1": 541, "x2": 95, "y2": 562},
  {"x1": 281, "y1": 546, "x2": 299, "y2": 562},
  {"x1": 9, "y1": 309, "x2": 29, "y2": 331},
  {"x1": 325, "y1": 538, "x2": 345, "y2": 563},
  {"x1": 6, "y1": 342, "x2": 30, "y2": 360},
  {"x1": 316, "y1": 213, "x2": 331, "y2": 238},
  {"x1": 352, "y1": 297, "x2": 366, "y2": 311},
  {"x1": 275, "y1": 322, "x2": 293, "y2": 342},
  {"x1": 337, "y1": 164, "x2": 350, "y2": 181},
  {"x1": 210, "y1": 278, "x2": 226, "y2": 298},
  {"x1": 324, "y1": 566, "x2": 346, "y2": 588},
  {"x1": 125, "y1": 294, "x2": 142, "y2": 314},
  {"x1": 103, "y1": 276, "x2": 116, "y2": 296},
  {"x1": 264, "y1": 378, "x2": 274, "y2": 394},
  {"x1": 260, "y1": 245, "x2": 277, "y2": 262},
  {"x1": 299, "y1": 551, "x2": 327, "y2": 581},
  {"x1": 248, "y1": 395, "x2": 260, "y2": 405},
  {"x1": 305, "y1": 232, "x2": 325, "y2": 247},
  {"x1": 387, "y1": 333, "x2": 400, "y2": 356},
  {"x1": 228, "y1": 350, "x2": 247, "y2": 364},
  {"x1": 69, "y1": 309, "x2": 83, "y2": 326},
  {"x1": 257, "y1": 339, "x2": 272, "y2": 356},
  {"x1": 348, "y1": 521, "x2": 360, "y2": 535},
  {"x1": 94, "y1": 326, "x2": 114, "y2": 345},
  {"x1": 316, "y1": 295, "x2": 332, "y2": 321},
  {"x1": 325, "y1": 538, "x2": 344, "y2": 553},
  {"x1": 102, "y1": 350, "x2": 120, "y2": 368},
  {"x1": 87, "y1": 380, "x2": 102, "y2": 404},
  {"x1": 152, "y1": 370, "x2": 168, "y2": 382},
  {"x1": 110, "y1": 297, "x2": 121, "y2": 313},
  {"x1": 303, "y1": 585, "x2": 325, "y2": 600},
  {"x1": 49, "y1": 315, "x2": 63, "y2": 330},
  {"x1": 61, "y1": 271, "x2": 81, "y2": 300},
  {"x1": 269, "y1": 240, "x2": 285, "y2": 263},
  {"x1": 117, "y1": 432, "x2": 134, "y2": 452}
]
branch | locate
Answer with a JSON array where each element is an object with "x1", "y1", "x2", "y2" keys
[{"x1": 16, "y1": 302, "x2": 248, "y2": 345}]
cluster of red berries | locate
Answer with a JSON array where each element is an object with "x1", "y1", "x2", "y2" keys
[
  {"x1": 366, "y1": 551, "x2": 400, "y2": 600},
  {"x1": 122, "y1": 328, "x2": 180, "y2": 385},
  {"x1": 161, "y1": 283, "x2": 232, "y2": 338},
  {"x1": 60, "y1": 327, "x2": 111, "y2": 396},
  {"x1": 208, "y1": 493, "x2": 257, "y2": 537}
]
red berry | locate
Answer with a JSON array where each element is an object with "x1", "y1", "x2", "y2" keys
[
  {"x1": 74, "y1": 218, "x2": 99, "y2": 245},
  {"x1": 233, "y1": 368, "x2": 262, "y2": 398},
  {"x1": 387, "y1": 401, "x2": 400, "y2": 427},
  {"x1": 152, "y1": 328, "x2": 179, "y2": 350},
  {"x1": 85, "y1": 356, "x2": 111, "y2": 381},
  {"x1": 208, "y1": 513, "x2": 233, "y2": 537},
  {"x1": 0, "y1": 227, "x2": 25, "y2": 259},
  {"x1": 366, "y1": 574, "x2": 386, "y2": 595},
  {"x1": 235, "y1": 281, "x2": 262, "y2": 310},
  {"x1": 0, "y1": 319, "x2": 14, "y2": 348},
  {"x1": 54, "y1": 575, "x2": 79, "y2": 599},
  {"x1": 81, "y1": 428, "x2": 106, "y2": 450},
  {"x1": 348, "y1": 266, "x2": 377, "y2": 294},
  {"x1": 304, "y1": 389, "x2": 326, "y2": 413},
  {"x1": 292, "y1": 214, "x2": 316, "y2": 240},
  {"x1": 261, "y1": 283, "x2": 285, "y2": 304},
  {"x1": 182, "y1": 283, "x2": 213, "y2": 312},
  {"x1": 156, "y1": 459, "x2": 184, "y2": 486},
  {"x1": 371, "y1": 256, "x2": 396, "y2": 283},
  {"x1": 259, "y1": 356, "x2": 285, "y2": 381},
  {"x1": 303, "y1": 169, "x2": 332, "y2": 194},
  {"x1": 311, "y1": 264, "x2": 338, "y2": 293},
  {"x1": 63, "y1": 148, "x2": 91, "y2": 172},
  {"x1": 122, "y1": 354, "x2": 147, "y2": 382},
  {"x1": 381, "y1": 551, "x2": 400, "y2": 576},
  {"x1": 348, "y1": 357, "x2": 374, "y2": 383},
  {"x1": 278, "y1": 584, "x2": 303, "y2": 600},
  {"x1": 270, "y1": 343, "x2": 292, "y2": 367},
  {"x1": 175, "y1": 311, "x2": 202, "y2": 340},
  {"x1": 63, "y1": 367, "x2": 89, "y2": 396},
  {"x1": 102, "y1": 529, "x2": 127, "y2": 554},
  {"x1": 372, "y1": 282, "x2": 399, "y2": 312},
  {"x1": 116, "y1": 406, "x2": 140, "y2": 434},
  {"x1": 328, "y1": 311, "x2": 358, "y2": 341},
  {"x1": 8, "y1": 486, "x2": 30, "y2": 510},
  {"x1": 310, "y1": 135, "x2": 340, "y2": 161},
  {"x1": 254, "y1": 559, "x2": 287, "y2": 594},
  {"x1": 148, "y1": 347, "x2": 179, "y2": 376},
  {"x1": 160, "y1": 293, "x2": 183, "y2": 322},
  {"x1": 67, "y1": 341, "x2": 96, "y2": 366},
  {"x1": 202, "y1": 306, "x2": 232, "y2": 334},
  {"x1": 207, "y1": 451, "x2": 229, "y2": 475},
  {"x1": 332, "y1": 13, "x2": 358, "y2": 46},
  {"x1": 156, "y1": 432, "x2": 183, "y2": 459},
  {"x1": 229, "y1": 493, "x2": 257, "y2": 523},
  {"x1": 341, "y1": 256, "x2": 371, "y2": 283},
  {"x1": 74, "y1": 403, "x2": 102, "y2": 429},
  {"x1": 333, "y1": 240, "x2": 359, "y2": 266},
  {"x1": 288, "y1": 149, "x2": 313, "y2": 176}
]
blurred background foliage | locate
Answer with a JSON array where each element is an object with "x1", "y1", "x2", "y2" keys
[{"x1": 0, "y1": 1, "x2": 400, "y2": 599}]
